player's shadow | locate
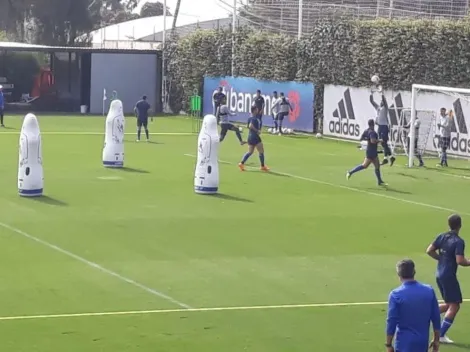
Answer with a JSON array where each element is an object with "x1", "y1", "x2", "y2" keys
[
  {"x1": 29, "y1": 195, "x2": 67, "y2": 206},
  {"x1": 147, "y1": 141, "x2": 162, "y2": 145},
  {"x1": 118, "y1": 167, "x2": 150, "y2": 174},
  {"x1": 366, "y1": 187, "x2": 412, "y2": 195},
  {"x1": 207, "y1": 193, "x2": 253, "y2": 203},
  {"x1": 449, "y1": 343, "x2": 470, "y2": 350},
  {"x1": 396, "y1": 172, "x2": 429, "y2": 181},
  {"x1": 264, "y1": 171, "x2": 291, "y2": 178}
]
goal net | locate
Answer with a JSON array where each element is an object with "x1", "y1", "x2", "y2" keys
[
  {"x1": 407, "y1": 84, "x2": 470, "y2": 167},
  {"x1": 391, "y1": 109, "x2": 437, "y2": 158}
]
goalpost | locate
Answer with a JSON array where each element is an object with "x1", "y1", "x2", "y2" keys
[{"x1": 408, "y1": 84, "x2": 470, "y2": 167}]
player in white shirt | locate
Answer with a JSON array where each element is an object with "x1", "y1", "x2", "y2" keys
[
  {"x1": 271, "y1": 92, "x2": 292, "y2": 135},
  {"x1": 437, "y1": 108, "x2": 452, "y2": 167},
  {"x1": 217, "y1": 96, "x2": 246, "y2": 145},
  {"x1": 404, "y1": 113, "x2": 424, "y2": 167}
]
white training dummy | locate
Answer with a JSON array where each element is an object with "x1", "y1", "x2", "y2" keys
[
  {"x1": 102, "y1": 99, "x2": 125, "y2": 168},
  {"x1": 18, "y1": 113, "x2": 43, "y2": 197},
  {"x1": 194, "y1": 114, "x2": 220, "y2": 194}
]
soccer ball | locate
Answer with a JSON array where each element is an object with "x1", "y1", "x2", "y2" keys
[
  {"x1": 238, "y1": 126, "x2": 243, "y2": 132},
  {"x1": 316, "y1": 133, "x2": 322, "y2": 138},
  {"x1": 286, "y1": 128, "x2": 293, "y2": 134},
  {"x1": 371, "y1": 75, "x2": 380, "y2": 84}
]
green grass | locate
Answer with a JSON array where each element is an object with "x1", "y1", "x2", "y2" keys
[{"x1": 1, "y1": 114, "x2": 470, "y2": 351}]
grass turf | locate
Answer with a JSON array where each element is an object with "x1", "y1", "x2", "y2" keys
[{"x1": 0, "y1": 115, "x2": 470, "y2": 351}]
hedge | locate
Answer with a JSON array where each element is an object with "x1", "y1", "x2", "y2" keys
[{"x1": 167, "y1": 18, "x2": 470, "y2": 127}]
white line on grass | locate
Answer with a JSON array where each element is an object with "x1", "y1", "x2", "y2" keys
[
  {"x1": 1, "y1": 298, "x2": 469, "y2": 322},
  {"x1": 184, "y1": 154, "x2": 469, "y2": 216},
  {"x1": 0, "y1": 132, "x2": 194, "y2": 135},
  {"x1": 0, "y1": 222, "x2": 192, "y2": 309}
]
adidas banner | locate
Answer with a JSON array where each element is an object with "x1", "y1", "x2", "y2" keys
[
  {"x1": 203, "y1": 76, "x2": 315, "y2": 132},
  {"x1": 324, "y1": 85, "x2": 470, "y2": 157}
]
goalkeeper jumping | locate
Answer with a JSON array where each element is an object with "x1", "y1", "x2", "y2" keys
[
  {"x1": 370, "y1": 93, "x2": 396, "y2": 166},
  {"x1": 404, "y1": 113, "x2": 424, "y2": 167}
]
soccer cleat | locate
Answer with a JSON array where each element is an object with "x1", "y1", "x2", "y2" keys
[
  {"x1": 440, "y1": 335, "x2": 454, "y2": 344},
  {"x1": 390, "y1": 156, "x2": 396, "y2": 166},
  {"x1": 381, "y1": 159, "x2": 389, "y2": 166},
  {"x1": 240, "y1": 141, "x2": 247, "y2": 146},
  {"x1": 136, "y1": 139, "x2": 140, "y2": 142},
  {"x1": 260, "y1": 166, "x2": 270, "y2": 172},
  {"x1": 238, "y1": 163, "x2": 245, "y2": 171},
  {"x1": 146, "y1": 139, "x2": 150, "y2": 143},
  {"x1": 346, "y1": 172, "x2": 351, "y2": 180},
  {"x1": 419, "y1": 163, "x2": 424, "y2": 167},
  {"x1": 378, "y1": 181, "x2": 388, "y2": 187},
  {"x1": 436, "y1": 164, "x2": 442, "y2": 168}
]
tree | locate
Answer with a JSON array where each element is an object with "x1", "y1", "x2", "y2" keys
[{"x1": 140, "y1": 2, "x2": 171, "y2": 18}]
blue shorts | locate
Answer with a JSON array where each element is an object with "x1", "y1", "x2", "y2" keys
[
  {"x1": 437, "y1": 276, "x2": 462, "y2": 304},
  {"x1": 248, "y1": 134, "x2": 262, "y2": 146},
  {"x1": 137, "y1": 119, "x2": 148, "y2": 128},
  {"x1": 366, "y1": 152, "x2": 378, "y2": 161},
  {"x1": 378, "y1": 125, "x2": 389, "y2": 142}
]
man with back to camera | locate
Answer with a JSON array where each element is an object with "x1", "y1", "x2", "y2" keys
[
  {"x1": 0, "y1": 85, "x2": 4, "y2": 127},
  {"x1": 213, "y1": 87, "x2": 225, "y2": 116},
  {"x1": 426, "y1": 214, "x2": 470, "y2": 344},
  {"x1": 386, "y1": 259, "x2": 440, "y2": 352},
  {"x1": 134, "y1": 95, "x2": 151, "y2": 142}
]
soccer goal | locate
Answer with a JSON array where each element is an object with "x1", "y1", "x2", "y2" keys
[
  {"x1": 390, "y1": 108, "x2": 437, "y2": 159},
  {"x1": 407, "y1": 84, "x2": 470, "y2": 167}
]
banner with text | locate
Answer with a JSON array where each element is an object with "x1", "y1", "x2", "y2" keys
[
  {"x1": 204, "y1": 76, "x2": 315, "y2": 132},
  {"x1": 323, "y1": 85, "x2": 470, "y2": 157}
]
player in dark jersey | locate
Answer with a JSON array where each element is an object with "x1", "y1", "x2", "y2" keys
[
  {"x1": 346, "y1": 118, "x2": 387, "y2": 186},
  {"x1": 213, "y1": 87, "x2": 225, "y2": 116},
  {"x1": 217, "y1": 96, "x2": 246, "y2": 145},
  {"x1": 134, "y1": 95, "x2": 151, "y2": 142},
  {"x1": 426, "y1": 214, "x2": 470, "y2": 345},
  {"x1": 238, "y1": 106, "x2": 269, "y2": 172},
  {"x1": 253, "y1": 90, "x2": 265, "y2": 127}
]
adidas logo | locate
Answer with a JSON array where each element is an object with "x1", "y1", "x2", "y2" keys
[
  {"x1": 387, "y1": 92, "x2": 405, "y2": 143},
  {"x1": 328, "y1": 89, "x2": 361, "y2": 137},
  {"x1": 432, "y1": 99, "x2": 470, "y2": 153}
]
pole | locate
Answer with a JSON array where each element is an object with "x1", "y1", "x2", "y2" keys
[
  {"x1": 408, "y1": 85, "x2": 417, "y2": 168},
  {"x1": 162, "y1": 0, "x2": 167, "y2": 112},
  {"x1": 231, "y1": 0, "x2": 236, "y2": 76},
  {"x1": 298, "y1": 0, "x2": 303, "y2": 40}
]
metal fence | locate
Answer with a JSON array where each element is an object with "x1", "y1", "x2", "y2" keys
[{"x1": 217, "y1": 0, "x2": 470, "y2": 38}]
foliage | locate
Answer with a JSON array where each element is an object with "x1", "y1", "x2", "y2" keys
[
  {"x1": 0, "y1": 51, "x2": 40, "y2": 101},
  {"x1": 168, "y1": 17, "x2": 470, "y2": 125},
  {"x1": 140, "y1": 2, "x2": 171, "y2": 18}
]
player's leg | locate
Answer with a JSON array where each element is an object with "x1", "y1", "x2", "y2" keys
[
  {"x1": 278, "y1": 113, "x2": 285, "y2": 134},
  {"x1": 255, "y1": 142, "x2": 269, "y2": 171},
  {"x1": 239, "y1": 144, "x2": 255, "y2": 171},
  {"x1": 143, "y1": 120, "x2": 149, "y2": 141},
  {"x1": 273, "y1": 113, "x2": 279, "y2": 132},
  {"x1": 136, "y1": 119, "x2": 143, "y2": 141},
  {"x1": 347, "y1": 157, "x2": 370, "y2": 179},
  {"x1": 219, "y1": 124, "x2": 229, "y2": 142},
  {"x1": 443, "y1": 137, "x2": 449, "y2": 167},
  {"x1": 415, "y1": 137, "x2": 424, "y2": 166},
  {"x1": 380, "y1": 126, "x2": 395, "y2": 166},
  {"x1": 372, "y1": 157, "x2": 386, "y2": 185},
  {"x1": 0, "y1": 107, "x2": 4, "y2": 127},
  {"x1": 229, "y1": 124, "x2": 245, "y2": 145},
  {"x1": 437, "y1": 277, "x2": 462, "y2": 343}
]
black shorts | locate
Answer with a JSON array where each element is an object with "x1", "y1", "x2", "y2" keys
[
  {"x1": 437, "y1": 276, "x2": 462, "y2": 304},
  {"x1": 137, "y1": 119, "x2": 148, "y2": 128},
  {"x1": 366, "y1": 153, "x2": 378, "y2": 161},
  {"x1": 248, "y1": 134, "x2": 262, "y2": 146},
  {"x1": 220, "y1": 123, "x2": 235, "y2": 134},
  {"x1": 276, "y1": 112, "x2": 288, "y2": 121},
  {"x1": 378, "y1": 125, "x2": 389, "y2": 142},
  {"x1": 440, "y1": 136, "x2": 450, "y2": 150}
]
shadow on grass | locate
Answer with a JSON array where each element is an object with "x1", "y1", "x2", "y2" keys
[
  {"x1": 205, "y1": 193, "x2": 253, "y2": 203},
  {"x1": 29, "y1": 195, "x2": 68, "y2": 206},
  {"x1": 118, "y1": 167, "x2": 150, "y2": 174},
  {"x1": 448, "y1": 343, "x2": 470, "y2": 350},
  {"x1": 366, "y1": 186, "x2": 412, "y2": 195}
]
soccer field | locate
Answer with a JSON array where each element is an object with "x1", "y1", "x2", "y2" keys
[{"x1": 1, "y1": 115, "x2": 470, "y2": 351}]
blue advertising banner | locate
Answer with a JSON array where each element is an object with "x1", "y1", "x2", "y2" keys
[{"x1": 203, "y1": 76, "x2": 315, "y2": 132}]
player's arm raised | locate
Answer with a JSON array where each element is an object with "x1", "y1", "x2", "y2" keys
[{"x1": 369, "y1": 94, "x2": 379, "y2": 109}]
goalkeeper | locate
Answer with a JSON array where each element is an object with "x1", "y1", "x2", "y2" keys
[
  {"x1": 370, "y1": 93, "x2": 395, "y2": 167},
  {"x1": 404, "y1": 113, "x2": 424, "y2": 167}
]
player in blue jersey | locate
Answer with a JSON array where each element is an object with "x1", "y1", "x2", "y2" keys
[
  {"x1": 346, "y1": 118, "x2": 387, "y2": 186},
  {"x1": 238, "y1": 106, "x2": 269, "y2": 172},
  {"x1": 426, "y1": 214, "x2": 470, "y2": 345},
  {"x1": 134, "y1": 95, "x2": 151, "y2": 142}
]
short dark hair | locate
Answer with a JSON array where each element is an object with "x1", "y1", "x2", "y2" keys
[
  {"x1": 368, "y1": 118, "x2": 375, "y2": 128},
  {"x1": 448, "y1": 214, "x2": 462, "y2": 231},
  {"x1": 397, "y1": 259, "x2": 415, "y2": 279},
  {"x1": 273, "y1": 91, "x2": 277, "y2": 94},
  {"x1": 280, "y1": 92, "x2": 285, "y2": 97},
  {"x1": 142, "y1": 95, "x2": 147, "y2": 100},
  {"x1": 256, "y1": 89, "x2": 261, "y2": 94}
]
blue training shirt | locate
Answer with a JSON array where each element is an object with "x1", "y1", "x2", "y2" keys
[
  {"x1": 0, "y1": 91, "x2": 4, "y2": 108},
  {"x1": 248, "y1": 116, "x2": 261, "y2": 138},
  {"x1": 433, "y1": 231, "x2": 465, "y2": 278},
  {"x1": 135, "y1": 100, "x2": 150, "y2": 120},
  {"x1": 361, "y1": 128, "x2": 378, "y2": 157},
  {"x1": 387, "y1": 281, "x2": 441, "y2": 352}
]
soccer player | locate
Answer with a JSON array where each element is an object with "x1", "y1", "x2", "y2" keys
[
  {"x1": 437, "y1": 107, "x2": 451, "y2": 167},
  {"x1": 253, "y1": 90, "x2": 265, "y2": 127},
  {"x1": 370, "y1": 93, "x2": 395, "y2": 166},
  {"x1": 0, "y1": 85, "x2": 4, "y2": 127},
  {"x1": 238, "y1": 106, "x2": 269, "y2": 172},
  {"x1": 346, "y1": 118, "x2": 387, "y2": 186},
  {"x1": 271, "y1": 92, "x2": 293, "y2": 135},
  {"x1": 213, "y1": 87, "x2": 225, "y2": 116},
  {"x1": 404, "y1": 113, "x2": 424, "y2": 167},
  {"x1": 271, "y1": 91, "x2": 279, "y2": 129},
  {"x1": 426, "y1": 214, "x2": 470, "y2": 344},
  {"x1": 386, "y1": 259, "x2": 440, "y2": 352},
  {"x1": 134, "y1": 95, "x2": 151, "y2": 142},
  {"x1": 217, "y1": 96, "x2": 245, "y2": 145}
]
